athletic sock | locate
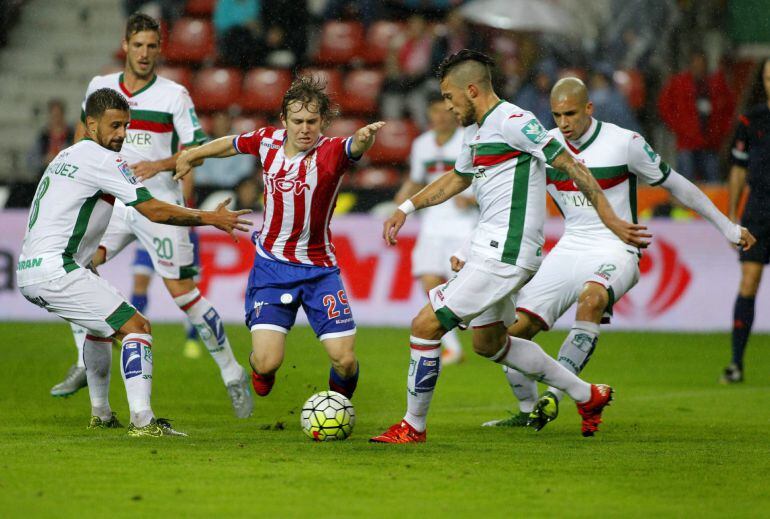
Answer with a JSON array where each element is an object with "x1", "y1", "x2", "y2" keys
[
  {"x1": 329, "y1": 362, "x2": 359, "y2": 399},
  {"x1": 547, "y1": 321, "x2": 600, "y2": 402},
  {"x1": 120, "y1": 333, "x2": 154, "y2": 427},
  {"x1": 130, "y1": 294, "x2": 148, "y2": 314},
  {"x1": 731, "y1": 296, "x2": 755, "y2": 369},
  {"x1": 83, "y1": 334, "x2": 113, "y2": 420},
  {"x1": 441, "y1": 328, "x2": 462, "y2": 355},
  {"x1": 70, "y1": 323, "x2": 87, "y2": 368},
  {"x1": 503, "y1": 366, "x2": 538, "y2": 413},
  {"x1": 492, "y1": 336, "x2": 591, "y2": 403},
  {"x1": 404, "y1": 336, "x2": 441, "y2": 432},
  {"x1": 174, "y1": 289, "x2": 242, "y2": 384}
]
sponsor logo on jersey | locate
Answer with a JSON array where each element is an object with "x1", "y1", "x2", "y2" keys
[
  {"x1": 261, "y1": 140, "x2": 281, "y2": 150},
  {"x1": 125, "y1": 132, "x2": 153, "y2": 149},
  {"x1": 522, "y1": 119, "x2": 548, "y2": 144},
  {"x1": 265, "y1": 176, "x2": 310, "y2": 195},
  {"x1": 642, "y1": 142, "x2": 658, "y2": 162},
  {"x1": 118, "y1": 162, "x2": 139, "y2": 185},
  {"x1": 17, "y1": 257, "x2": 42, "y2": 270}
]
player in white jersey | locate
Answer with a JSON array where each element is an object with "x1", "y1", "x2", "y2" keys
[
  {"x1": 371, "y1": 51, "x2": 651, "y2": 443},
  {"x1": 476, "y1": 78, "x2": 755, "y2": 429},
  {"x1": 52, "y1": 13, "x2": 254, "y2": 419},
  {"x1": 393, "y1": 93, "x2": 476, "y2": 364},
  {"x1": 17, "y1": 89, "x2": 251, "y2": 436}
]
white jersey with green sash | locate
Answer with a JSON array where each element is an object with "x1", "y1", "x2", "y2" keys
[
  {"x1": 454, "y1": 101, "x2": 565, "y2": 270},
  {"x1": 545, "y1": 118, "x2": 671, "y2": 251},
  {"x1": 80, "y1": 73, "x2": 207, "y2": 204},
  {"x1": 17, "y1": 139, "x2": 153, "y2": 287}
]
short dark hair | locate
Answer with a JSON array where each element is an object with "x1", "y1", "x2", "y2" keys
[
  {"x1": 281, "y1": 75, "x2": 339, "y2": 124},
  {"x1": 85, "y1": 88, "x2": 130, "y2": 119},
  {"x1": 125, "y1": 12, "x2": 161, "y2": 41},
  {"x1": 436, "y1": 49, "x2": 496, "y2": 81}
]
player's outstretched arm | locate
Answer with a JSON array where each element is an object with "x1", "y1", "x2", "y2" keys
[
  {"x1": 383, "y1": 171, "x2": 472, "y2": 245},
  {"x1": 174, "y1": 135, "x2": 239, "y2": 180},
  {"x1": 349, "y1": 121, "x2": 386, "y2": 158},
  {"x1": 551, "y1": 150, "x2": 652, "y2": 248},
  {"x1": 661, "y1": 170, "x2": 755, "y2": 251},
  {"x1": 134, "y1": 197, "x2": 251, "y2": 240}
]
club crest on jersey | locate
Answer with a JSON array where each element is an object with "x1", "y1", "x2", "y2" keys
[
  {"x1": 118, "y1": 162, "x2": 138, "y2": 184},
  {"x1": 522, "y1": 119, "x2": 548, "y2": 144}
]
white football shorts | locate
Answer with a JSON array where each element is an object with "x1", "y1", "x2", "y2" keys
[{"x1": 411, "y1": 232, "x2": 468, "y2": 279}]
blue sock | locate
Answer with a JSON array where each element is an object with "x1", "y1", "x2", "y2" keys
[
  {"x1": 131, "y1": 294, "x2": 148, "y2": 314},
  {"x1": 329, "y1": 363, "x2": 359, "y2": 399},
  {"x1": 184, "y1": 320, "x2": 198, "y2": 341}
]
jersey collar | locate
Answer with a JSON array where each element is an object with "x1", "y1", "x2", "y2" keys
[
  {"x1": 119, "y1": 72, "x2": 157, "y2": 98},
  {"x1": 566, "y1": 118, "x2": 602, "y2": 153},
  {"x1": 478, "y1": 100, "x2": 505, "y2": 127}
]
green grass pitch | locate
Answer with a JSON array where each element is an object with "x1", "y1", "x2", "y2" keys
[{"x1": 0, "y1": 322, "x2": 768, "y2": 517}]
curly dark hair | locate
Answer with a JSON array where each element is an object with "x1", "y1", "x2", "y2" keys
[
  {"x1": 85, "y1": 88, "x2": 129, "y2": 119},
  {"x1": 436, "y1": 49, "x2": 496, "y2": 81},
  {"x1": 281, "y1": 75, "x2": 339, "y2": 127},
  {"x1": 125, "y1": 12, "x2": 161, "y2": 41}
]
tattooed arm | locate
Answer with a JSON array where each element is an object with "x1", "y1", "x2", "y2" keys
[
  {"x1": 134, "y1": 197, "x2": 252, "y2": 240},
  {"x1": 550, "y1": 151, "x2": 652, "y2": 248},
  {"x1": 383, "y1": 171, "x2": 472, "y2": 245}
]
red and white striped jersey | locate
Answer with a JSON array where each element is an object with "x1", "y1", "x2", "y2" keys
[{"x1": 234, "y1": 127, "x2": 355, "y2": 267}]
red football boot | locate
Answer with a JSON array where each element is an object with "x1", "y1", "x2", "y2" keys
[
  {"x1": 251, "y1": 371, "x2": 275, "y2": 397},
  {"x1": 370, "y1": 420, "x2": 426, "y2": 443},
  {"x1": 576, "y1": 384, "x2": 614, "y2": 437}
]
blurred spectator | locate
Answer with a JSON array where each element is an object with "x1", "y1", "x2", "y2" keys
[
  {"x1": 514, "y1": 59, "x2": 558, "y2": 129},
  {"x1": 234, "y1": 174, "x2": 263, "y2": 211},
  {"x1": 124, "y1": 0, "x2": 185, "y2": 23},
  {"x1": 322, "y1": 0, "x2": 383, "y2": 28},
  {"x1": 27, "y1": 99, "x2": 74, "y2": 178},
  {"x1": 429, "y1": 9, "x2": 485, "y2": 72},
  {"x1": 262, "y1": 0, "x2": 308, "y2": 67},
  {"x1": 214, "y1": 0, "x2": 262, "y2": 69},
  {"x1": 657, "y1": 50, "x2": 735, "y2": 183},
  {"x1": 195, "y1": 112, "x2": 256, "y2": 187},
  {"x1": 589, "y1": 65, "x2": 640, "y2": 132},
  {"x1": 262, "y1": 25, "x2": 297, "y2": 68},
  {"x1": 381, "y1": 14, "x2": 436, "y2": 129}
]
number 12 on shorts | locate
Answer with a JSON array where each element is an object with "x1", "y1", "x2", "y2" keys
[{"x1": 323, "y1": 290, "x2": 350, "y2": 319}]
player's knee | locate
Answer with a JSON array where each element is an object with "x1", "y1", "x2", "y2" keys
[
  {"x1": 578, "y1": 288, "x2": 609, "y2": 319},
  {"x1": 332, "y1": 351, "x2": 357, "y2": 376},
  {"x1": 410, "y1": 307, "x2": 442, "y2": 338},
  {"x1": 472, "y1": 331, "x2": 507, "y2": 358},
  {"x1": 123, "y1": 313, "x2": 151, "y2": 335},
  {"x1": 252, "y1": 349, "x2": 281, "y2": 374},
  {"x1": 508, "y1": 314, "x2": 541, "y2": 340}
]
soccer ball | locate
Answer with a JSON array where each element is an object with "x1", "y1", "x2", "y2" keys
[{"x1": 300, "y1": 391, "x2": 355, "y2": 441}]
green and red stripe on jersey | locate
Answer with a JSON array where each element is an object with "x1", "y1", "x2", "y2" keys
[
  {"x1": 470, "y1": 142, "x2": 522, "y2": 167},
  {"x1": 546, "y1": 164, "x2": 630, "y2": 191},
  {"x1": 128, "y1": 109, "x2": 174, "y2": 133}
]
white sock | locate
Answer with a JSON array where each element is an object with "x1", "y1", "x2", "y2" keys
[
  {"x1": 547, "y1": 321, "x2": 600, "y2": 402},
  {"x1": 492, "y1": 336, "x2": 591, "y2": 403},
  {"x1": 403, "y1": 336, "x2": 441, "y2": 432},
  {"x1": 71, "y1": 323, "x2": 87, "y2": 368},
  {"x1": 83, "y1": 334, "x2": 113, "y2": 420},
  {"x1": 503, "y1": 366, "x2": 538, "y2": 413},
  {"x1": 441, "y1": 328, "x2": 462, "y2": 354},
  {"x1": 120, "y1": 333, "x2": 154, "y2": 427},
  {"x1": 175, "y1": 289, "x2": 243, "y2": 384}
]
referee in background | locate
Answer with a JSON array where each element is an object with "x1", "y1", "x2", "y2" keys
[{"x1": 722, "y1": 58, "x2": 770, "y2": 383}]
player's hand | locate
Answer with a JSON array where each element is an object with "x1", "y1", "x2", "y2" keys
[
  {"x1": 174, "y1": 150, "x2": 194, "y2": 180},
  {"x1": 383, "y1": 209, "x2": 407, "y2": 246},
  {"x1": 607, "y1": 219, "x2": 652, "y2": 248},
  {"x1": 354, "y1": 121, "x2": 386, "y2": 148},
  {"x1": 736, "y1": 226, "x2": 756, "y2": 251},
  {"x1": 131, "y1": 160, "x2": 163, "y2": 181},
  {"x1": 450, "y1": 255, "x2": 465, "y2": 272},
  {"x1": 206, "y1": 197, "x2": 252, "y2": 241}
]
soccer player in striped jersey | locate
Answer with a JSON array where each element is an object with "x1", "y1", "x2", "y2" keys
[
  {"x1": 17, "y1": 88, "x2": 251, "y2": 436},
  {"x1": 175, "y1": 76, "x2": 385, "y2": 402},
  {"x1": 393, "y1": 93, "x2": 476, "y2": 365},
  {"x1": 371, "y1": 50, "x2": 650, "y2": 443},
  {"x1": 478, "y1": 77, "x2": 755, "y2": 429},
  {"x1": 52, "y1": 13, "x2": 255, "y2": 419}
]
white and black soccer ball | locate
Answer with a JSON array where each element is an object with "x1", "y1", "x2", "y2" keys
[{"x1": 300, "y1": 390, "x2": 355, "y2": 441}]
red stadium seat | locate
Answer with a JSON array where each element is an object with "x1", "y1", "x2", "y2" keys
[
  {"x1": 191, "y1": 68, "x2": 242, "y2": 112},
  {"x1": 614, "y1": 69, "x2": 646, "y2": 110},
  {"x1": 240, "y1": 68, "x2": 293, "y2": 114},
  {"x1": 232, "y1": 115, "x2": 268, "y2": 135},
  {"x1": 165, "y1": 18, "x2": 215, "y2": 64},
  {"x1": 352, "y1": 167, "x2": 402, "y2": 189},
  {"x1": 316, "y1": 21, "x2": 365, "y2": 65},
  {"x1": 298, "y1": 68, "x2": 344, "y2": 101},
  {"x1": 186, "y1": 0, "x2": 216, "y2": 17},
  {"x1": 364, "y1": 21, "x2": 405, "y2": 65},
  {"x1": 338, "y1": 69, "x2": 384, "y2": 115},
  {"x1": 157, "y1": 66, "x2": 193, "y2": 91},
  {"x1": 367, "y1": 120, "x2": 419, "y2": 165},
  {"x1": 325, "y1": 118, "x2": 366, "y2": 138}
]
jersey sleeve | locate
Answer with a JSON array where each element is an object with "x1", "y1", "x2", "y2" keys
[
  {"x1": 233, "y1": 128, "x2": 268, "y2": 157},
  {"x1": 501, "y1": 114, "x2": 565, "y2": 165},
  {"x1": 730, "y1": 114, "x2": 751, "y2": 168},
  {"x1": 627, "y1": 133, "x2": 672, "y2": 186},
  {"x1": 454, "y1": 132, "x2": 474, "y2": 178},
  {"x1": 172, "y1": 87, "x2": 207, "y2": 149},
  {"x1": 98, "y1": 156, "x2": 154, "y2": 206},
  {"x1": 318, "y1": 136, "x2": 354, "y2": 175}
]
